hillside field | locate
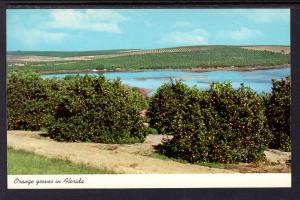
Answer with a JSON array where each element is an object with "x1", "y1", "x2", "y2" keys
[
  {"x1": 7, "y1": 49, "x2": 133, "y2": 57},
  {"x1": 7, "y1": 45, "x2": 290, "y2": 72}
]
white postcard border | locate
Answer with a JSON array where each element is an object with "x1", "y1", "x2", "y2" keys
[{"x1": 7, "y1": 173, "x2": 291, "y2": 189}]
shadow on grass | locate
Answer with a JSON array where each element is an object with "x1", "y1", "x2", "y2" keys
[{"x1": 149, "y1": 145, "x2": 291, "y2": 173}]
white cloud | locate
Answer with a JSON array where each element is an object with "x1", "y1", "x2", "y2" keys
[
  {"x1": 228, "y1": 27, "x2": 263, "y2": 41},
  {"x1": 47, "y1": 9, "x2": 128, "y2": 33},
  {"x1": 13, "y1": 27, "x2": 65, "y2": 47},
  {"x1": 160, "y1": 29, "x2": 210, "y2": 46},
  {"x1": 8, "y1": 9, "x2": 129, "y2": 49},
  {"x1": 243, "y1": 9, "x2": 289, "y2": 23}
]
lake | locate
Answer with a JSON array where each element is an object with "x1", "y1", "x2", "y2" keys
[{"x1": 41, "y1": 68, "x2": 290, "y2": 94}]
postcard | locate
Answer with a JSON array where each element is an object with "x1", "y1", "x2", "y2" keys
[{"x1": 6, "y1": 8, "x2": 291, "y2": 189}]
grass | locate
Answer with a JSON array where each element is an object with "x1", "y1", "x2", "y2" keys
[
  {"x1": 10, "y1": 46, "x2": 290, "y2": 72},
  {"x1": 8, "y1": 147, "x2": 115, "y2": 174}
]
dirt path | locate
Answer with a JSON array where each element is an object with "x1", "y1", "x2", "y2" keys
[{"x1": 7, "y1": 131, "x2": 234, "y2": 174}]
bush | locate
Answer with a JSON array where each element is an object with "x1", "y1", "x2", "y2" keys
[
  {"x1": 8, "y1": 71, "x2": 149, "y2": 144},
  {"x1": 266, "y1": 77, "x2": 291, "y2": 151},
  {"x1": 149, "y1": 81, "x2": 269, "y2": 163},
  {"x1": 206, "y1": 82, "x2": 269, "y2": 163},
  {"x1": 147, "y1": 80, "x2": 192, "y2": 135},
  {"x1": 46, "y1": 75, "x2": 148, "y2": 144},
  {"x1": 7, "y1": 70, "x2": 58, "y2": 130}
]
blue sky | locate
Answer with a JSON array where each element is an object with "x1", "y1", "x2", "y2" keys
[{"x1": 7, "y1": 9, "x2": 290, "y2": 51}]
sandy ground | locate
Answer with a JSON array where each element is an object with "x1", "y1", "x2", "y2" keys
[
  {"x1": 7, "y1": 131, "x2": 234, "y2": 174},
  {"x1": 240, "y1": 46, "x2": 290, "y2": 54},
  {"x1": 7, "y1": 130, "x2": 291, "y2": 174},
  {"x1": 188, "y1": 64, "x2": 290, "y2": 72}
]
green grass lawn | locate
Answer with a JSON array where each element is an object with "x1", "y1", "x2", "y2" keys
[{"x1": 8, "y1": 148, "x2": 115, "y2": 174}]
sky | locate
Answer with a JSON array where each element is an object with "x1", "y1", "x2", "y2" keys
[{"x1": 7, "y1": 9, "x2": 290, "y2": 51}]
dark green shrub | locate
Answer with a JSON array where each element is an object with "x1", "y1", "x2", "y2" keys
[
  {"x1": 205, "y1": 82, "x2": 269, "y2": 163},
  {"x1": 266, "y1": 77, "x2": 291, "y2": 151},
  {"x1": 147, "y1": 80, "x2": 191, "y2": 135},
  {"x1": 7, "y1": 70, "x2": 58, "y2": 130},
  {"x1": 149, "y1": 81, "x2": 269, "y2": 163},
  {"x1": 47, "y1": 75, "x2": 148, "y2": 144}
]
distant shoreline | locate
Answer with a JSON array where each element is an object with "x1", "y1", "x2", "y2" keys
[{"x1": 40, "y1": 64, "x2": 290, "y2": 75}]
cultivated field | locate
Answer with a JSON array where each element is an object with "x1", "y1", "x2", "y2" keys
[{"x1": 7, "y1": 45, "x2": 290, "y2": 73}]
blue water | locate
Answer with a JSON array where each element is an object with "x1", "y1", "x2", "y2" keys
[{"x1": 41, "y1": 68, "x2": 290, "y2": 94}]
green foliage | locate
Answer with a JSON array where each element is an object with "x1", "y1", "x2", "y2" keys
[
  {"x1": 7, "y1": 70, "x2": 59, "y2": 130},
  {"x1": 147, "y1": 80, "x2": 193, "y2": 135},
  {"x1": 7, "y1": 69, "x2": 291, "y2": 161},
  {"x1": 46, "y1": 75, "x2": 148, "y2": 144},
  {"x1": 145, "y1": 127, "x2": 158, "y2": 135},
  {"x1": 266, "y1": 77, "x2": 291, "y2": 151},
  {"x1": 148, "y1": 81, "x2": 269, "y2": 163},
  {"x1": 8, "y1": 71, "x2": 149, "y2": 144}
]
